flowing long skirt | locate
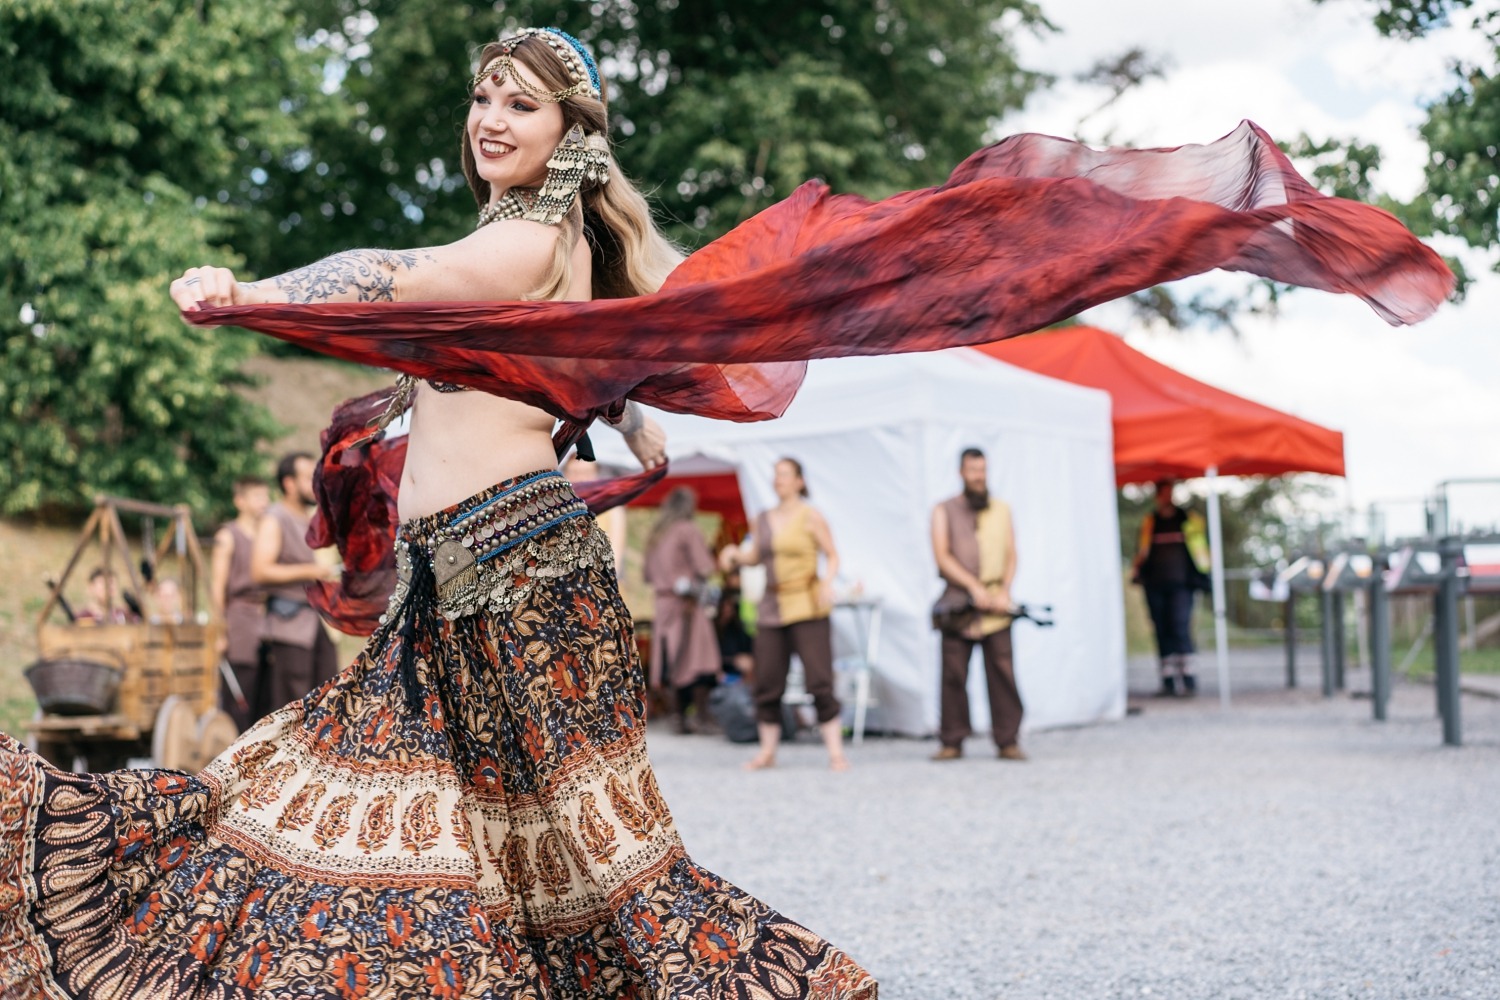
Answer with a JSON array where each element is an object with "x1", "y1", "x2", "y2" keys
[{"x1": 0, "y1": 471, "x2": 876, "y2": 999}]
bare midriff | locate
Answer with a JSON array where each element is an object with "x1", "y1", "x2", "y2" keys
[
  {"x1": 397, "y1": 237, "x2": 596, "y2": 521},
  {"x1": 397, "y1": 385, "x2": 559, "y2": 520}
]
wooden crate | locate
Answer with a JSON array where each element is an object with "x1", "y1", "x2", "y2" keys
[{"x1": 37, "y1": 621, "x2": 221, "y2": 738}]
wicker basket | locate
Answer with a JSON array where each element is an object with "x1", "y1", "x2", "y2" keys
[{"x1": 25, "y1": 656, "x2": 124, "y2": 716}]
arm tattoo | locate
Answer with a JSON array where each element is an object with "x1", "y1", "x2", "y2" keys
[
  {"x1": 608, "y1": 401, "x2": 645, "y2": 435},
  {"x1": 266, "y1": 249, "x2": 436, "y2": 304}
]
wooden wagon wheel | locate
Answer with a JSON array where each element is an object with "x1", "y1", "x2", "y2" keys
[
  {"x1": 151, "y1": 695, "x2": 199, "y2": 771},
  {"x1": 194, "y1": 709, "x2": 239, "y2": 770}
]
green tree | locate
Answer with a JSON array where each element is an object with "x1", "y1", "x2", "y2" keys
[
  {"x1": 247, "y1": 0, "x2": 1053, "y2": 267},
  {"x1": 0, "y1": 0, "x2": 339, "y2": 516},
  {"x1": 1309, "y1": 0, "x2": 1498, "y2": 269}
]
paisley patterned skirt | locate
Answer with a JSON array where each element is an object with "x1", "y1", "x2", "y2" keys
[{"x1": 0, "y1": 471, "x2": 876, "y2": 999}]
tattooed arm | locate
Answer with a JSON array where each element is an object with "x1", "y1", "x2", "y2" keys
[
  {"x1": 254, "y1": 249, "x2": 436, "y2": 304},
  {"x1": 168, "y1": 219, "x2": 560, "y2": 316}
]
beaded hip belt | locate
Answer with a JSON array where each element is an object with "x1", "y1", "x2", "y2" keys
[{"x1": 390, "y1": 470, "x2": 609, "y2": 622}]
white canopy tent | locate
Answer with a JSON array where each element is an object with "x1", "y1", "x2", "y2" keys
[{"x1": 593, "y1": 349, "x2": 1125, "y2": 736}]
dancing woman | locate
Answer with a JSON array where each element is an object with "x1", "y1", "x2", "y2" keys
[{"x1": 0, "y1": 29, "x2": 875, "y2": 999}]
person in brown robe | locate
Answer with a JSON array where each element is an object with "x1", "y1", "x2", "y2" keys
[
  {"x1": 210, "y1": 475, "x2": 271, "y2": 730},
  {"x1": 643, "y1": 487, "x2": 722, "y2": 732}
]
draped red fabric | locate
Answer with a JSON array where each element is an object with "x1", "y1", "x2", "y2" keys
[
  {"x1": 196, "y1": 121, "x2": 1452, "y2": 634},
  {"x1": 303, "y1": 389, "x2": 409, "y2": 634}
]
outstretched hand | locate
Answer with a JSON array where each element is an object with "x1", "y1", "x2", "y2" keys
[
  {"x1": 624, "y1": 415, "x2": 667, "y2": 470},
  {"x1": 169, "y1": 266, "x2": 260, "y2": 324}
]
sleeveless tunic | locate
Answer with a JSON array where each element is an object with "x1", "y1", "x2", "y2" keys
[
  {"x1": 755, "y1": 506, "x2": 828, "y2": 628},
  {"x1": 939, "y1": 494, "x2": 1013, "y2": 636},
  {"x1": 262, "y1": 502, "x2": 322, "y2": 649},
  {"x1": 221, "y1": 521, "x2": 266, "y2": 667}
]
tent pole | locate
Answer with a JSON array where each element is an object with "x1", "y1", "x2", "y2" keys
[{"x1": 1205, "y1": 466, "x2": 1231, "y2": 709}]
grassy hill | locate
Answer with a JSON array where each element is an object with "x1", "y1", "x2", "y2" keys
[{"x1": 241, "y1": 354, "x2": 392, "y2": 456}]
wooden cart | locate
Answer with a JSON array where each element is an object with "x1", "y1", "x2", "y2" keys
[{"x1": 25, "y1": 496, "x2": 238, "y2": 772}]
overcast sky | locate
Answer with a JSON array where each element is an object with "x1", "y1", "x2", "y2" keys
[{"x1": 996, "y1": 0, "x2": 1499, "y2": 539}]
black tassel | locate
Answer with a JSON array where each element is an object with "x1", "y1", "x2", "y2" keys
[{"x1": 392, "y1": 550, "x2": 439, "y2": 716}]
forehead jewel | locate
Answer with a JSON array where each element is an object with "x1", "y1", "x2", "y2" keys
[{"x1": 486, "y1": 27, "x2": 602, "y2": 99}]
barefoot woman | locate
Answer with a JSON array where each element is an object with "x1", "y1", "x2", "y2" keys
[{"x1": 722, "y1": 458, "x2": 850, "y2": 772}]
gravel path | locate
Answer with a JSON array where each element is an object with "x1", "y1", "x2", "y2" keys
[{"x1": 648, "y1": 671, "x2": 1500, "y2": 999}]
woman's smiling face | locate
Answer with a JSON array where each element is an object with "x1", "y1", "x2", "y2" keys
[{"x1": 466, "y1": 58, "x2": 566, "y2": 200}]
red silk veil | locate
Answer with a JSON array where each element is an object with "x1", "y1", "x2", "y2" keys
[{"x1": 196, "y1": 121, "x2": 1452, "y2": 634}]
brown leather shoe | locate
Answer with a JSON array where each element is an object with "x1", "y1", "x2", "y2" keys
[
  {"x1": 997, "y1": 744, "x2": 1028, "y2": 761},
  {"x1": 930, "y1": 746, "x2": 963, "y2": 761}
]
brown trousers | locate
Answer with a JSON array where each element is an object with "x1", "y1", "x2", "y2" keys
[
  {"x1": 753, "y1": 617, "x2": 840, "y2": 725},
  {"x1": 939, "y1": 627, "x2": 1023, "y2": 749},
  {"x1": 265, "y1": 628, "x2": 339, "y2": 715}
]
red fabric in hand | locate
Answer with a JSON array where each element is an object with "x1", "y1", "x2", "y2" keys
[{"x1": 196, "y1": 121, "x2": 1450, "y2": 413}]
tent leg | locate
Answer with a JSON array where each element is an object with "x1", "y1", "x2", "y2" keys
[
  {"x1": 1284, "y1": 595, "x2": 1298, "y2": 688},
  {"x1": 1206, "y1": 466, "x2": 1230, "y2": 709},
  {"x1": 1369, "y1": 579, "x2": 1391, "y2": 722}
]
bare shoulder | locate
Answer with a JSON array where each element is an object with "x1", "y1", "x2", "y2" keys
[
  {"x1": 449, "y1": 219, "x2": 560, "y2": 298},
  {"x1": 468, "y1": 219, "x2": 559, "y2": 265}
]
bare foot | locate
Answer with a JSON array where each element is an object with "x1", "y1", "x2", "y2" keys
[
  {"x1": 829, "y1": 756, "x2": 851, "y2": 772},
  {"x1": 743, "y1": 754, "x2": 776, "y2": 771}
]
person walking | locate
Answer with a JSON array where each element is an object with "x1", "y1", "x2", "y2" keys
[
  {"x1": 1132, "y1": 479, "x2": 1211, "y2": 696},
  {"x1": 723, "y1": 458, "x2": 850, "y2": 772},
  {"x1": 930, "y1": 447, "x2": 1026, "y2": 761},
  {"x1": 643, "y1": 486, "x2": 721, "y2": 733}
]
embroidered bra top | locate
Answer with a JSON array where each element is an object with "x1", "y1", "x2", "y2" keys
[{"x1": 374, "y1": 373, "x2": 469, "y2": 435}]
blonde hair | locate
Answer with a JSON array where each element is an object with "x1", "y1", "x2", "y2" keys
[{"x1": 460, "y1": 35, "x2": 683, "y2": 301}]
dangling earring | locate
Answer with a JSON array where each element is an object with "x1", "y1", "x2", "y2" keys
[{"x1": 524, "y1": 124, "x2": 612, "y2": 226}]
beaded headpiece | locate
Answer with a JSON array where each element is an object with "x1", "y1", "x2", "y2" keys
[
  {"x1": 472, "y1": 28, "x2": 603, "y2": 103},
  {"x1": 470, "y1": 29, "x2": 612, "y2": 229}
]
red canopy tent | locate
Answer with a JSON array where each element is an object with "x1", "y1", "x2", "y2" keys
[
  {"x1": 972, "y1": 325, "x2": 1344, "y2": 484},
  {"x1": 629, "y1": 468, "x2": 747, "y2": 533},
  {"x1": 974, "y1": 325, "x2": 1346, "y2": 705},
  {"x1": 625, "y1": 454, "x2": 749, "y2": 545}
]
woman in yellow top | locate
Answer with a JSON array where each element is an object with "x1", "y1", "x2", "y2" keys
[{"x1": 722, "y1": 458, "x2": 849, "y2": 771}]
